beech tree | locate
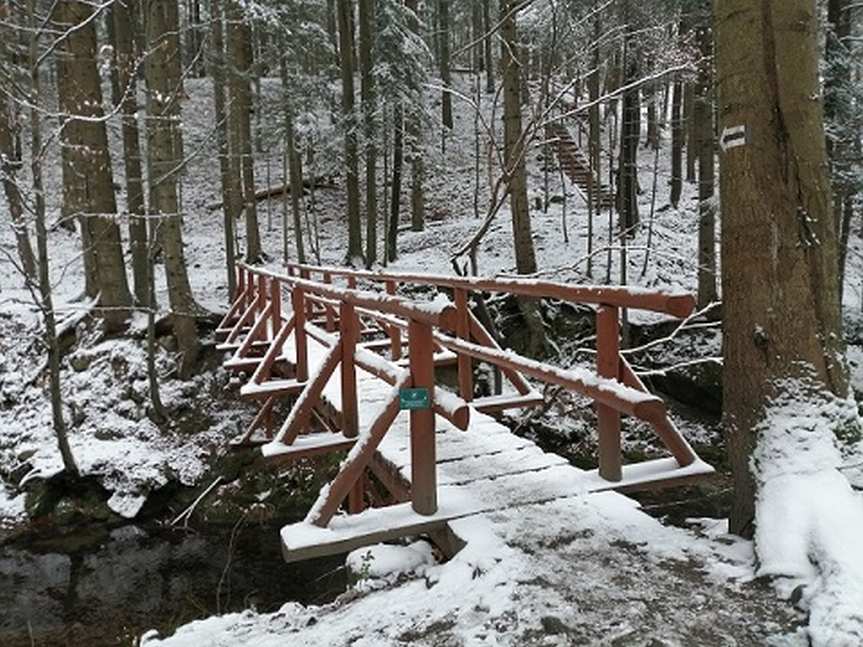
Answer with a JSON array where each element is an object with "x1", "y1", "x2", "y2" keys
[
  {"x1": 145, "y1": 0, "x2": 200, "y2": 377},
  {"x1": 53, "y1": 0, "x2": 132, "y2": 332}
]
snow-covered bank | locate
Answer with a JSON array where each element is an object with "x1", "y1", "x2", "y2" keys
[{"x1": 143, "y1": 493, "x2": 802, "y2": 646}]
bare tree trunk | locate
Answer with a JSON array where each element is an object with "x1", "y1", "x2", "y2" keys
[
  {"x1": 337, "y1": 0, "x2": 363, "y2": 262},
  {"x1": 29, "y1": 0, "x2": 78, "y2": 476},
  {"x1": 110, "y1": 0, "x2": 149, "y2": 306},
  {"x1": 695, "y1": 22, "x2": 717, "y2": 308},
  {"x1": 670, "y1": 79, "x2": 683, "y2": 208},
  {"x1": 280, "y1": 57, "x2": 306, "y2": 264},
  {"x1": 716, "y1": 0, "x2": 848, "y2": 537},
  {"x1": 500, "y1": 0, "x2": 536, "y2": 275},
  {"x1": 684, "y1": 82, "x2": 696, "y2": 183},
  {"x1": 405, "y1": 0, "x2": 425, "y2": 232},
  {"x1": 387, "y1": 103, "x2": 403, "y2": 262},
  {"x1": 210, "y1": 0, "x2": 237, "y2": 297},
  {"x1": 618, "y1": 1, "x2": 639, "y2": 233},
  {"x1": 482, "y1": 0, "x2": 494, "y2": 94},
  {"x1": 439, "y1": 0, "x2": 453, "y2": 130},
  {"x1": 145, "y1": 0, "x2": 200, "y2": 378},
  {"x1": 0, "y1": 69, "x2": 36, "y2": 282},
  {"x1": 227, "y1": 2, "x2": 262, "y2": 262},
  {"x1": 826, "y1": 0, "x2": 854, "y2": 301},
  {"x1": 587, "y1": 1, "x2": 601, "y2": 278},
  {"x1": 53, "y1": 0, "x2": 132, "y2": 331},
  {"x1": 359, "y1": 0, "x2": 377, "y2": 266}
]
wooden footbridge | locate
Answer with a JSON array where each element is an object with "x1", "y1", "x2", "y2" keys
[{"x1": 215, "y1": 263, "x2": 713, "y2": 562}]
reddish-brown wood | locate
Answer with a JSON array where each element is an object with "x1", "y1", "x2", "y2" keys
[
  {"x1": 385, "y1": 280, "x2": 402, "y2": 360},
  {"x1": 596, "y1": 305, "x2": 622, "y2": 481},
  {"x1": 257, "y1": 273, "x2": 267, "y2": 320},
  {"x1": 323, "y1": 272, "x2": 336, "y2": 331},
  {"x1": 270, "y1": 278, "x2": 281, "y2": 335},
  {"x1": 454, "y1": 288, "x2": 473, "y2": 401},
  {"x1": 292, "y1": 286, "x2": 308, "y2": 381},
  {"x1": 309, "y1": 384, "x2": 406, "y2": 527},
  {"x1": 340, "y1": 301, "x2": 359, "y2": 438},
  {"x1": 467, "y1": 313, "x2": 532, "y2": 395},
  {"x1": 408, "y1": 319, "x2": 437, "y2": 515},
  {"x1": 249, "y1": 315, "x2": 295, "y2": 385},
  {"x1": 284, "y1": 262, "x2": 696, "y2": 317},
  {"x1": 276, "y1": 341, "x2": 343, "y2": 445},
  {"x1": 619, "y1": 356, "x2": 697, "y2": 467}
]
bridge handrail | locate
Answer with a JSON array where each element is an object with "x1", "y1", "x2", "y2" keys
[{"x1": 282, "y1": 261, "x2": 695, "y2": 318}]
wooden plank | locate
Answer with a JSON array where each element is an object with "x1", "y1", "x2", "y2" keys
[
  {"x1": 262, "y1": 432, "x2": 357, "y2": 464},
  {"x1": 239, "y1": 378, "x2": 304, "y2": 399}
]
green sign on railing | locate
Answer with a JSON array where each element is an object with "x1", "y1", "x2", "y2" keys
[{"x1": 399, "y1": 387, "x2": 430, "y2": 410}]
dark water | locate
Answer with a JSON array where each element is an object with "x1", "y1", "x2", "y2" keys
[{"x1": 0, "y1": 523, "x2": 347, "y2": 646}]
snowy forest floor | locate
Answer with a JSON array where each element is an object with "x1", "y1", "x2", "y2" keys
[{"x1": 2, "y1": 73, "x2": 863, "y2": 644}]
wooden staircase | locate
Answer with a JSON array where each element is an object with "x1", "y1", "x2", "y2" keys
[{"x1": 547, "y1": 122, "x2": 616, "y2": 208}]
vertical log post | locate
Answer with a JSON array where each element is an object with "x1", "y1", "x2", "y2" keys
[
  {"x1": 340, "y1": 301, "x2": 359, "y2": 439},
  {"x1": 346, "y1": 275, "x2": 361, "y2": 337},
  {"x1": 454, "y1": 288, "x2": 473, "y2": 401},
  {"x1": 386, "y1": 280, "x2": 402, "y2": 360},
  {"x1": 233, "y1": 265, "x2": 243, "y2": 302},
  {"x1": 323, "y1": 271, "x2": 336, "y2": 331},
  {"x1": 257, "y1": 274, "x2": 268, "y2": 341},
  {"x1": 409, "y1": 318, "x2": 437, "y2": 515},
  {"x1": 596, "y1": 304, "x2": 622, "y2": 481},
  {"x1": 300, "y1": 268, "x2": 314, "y2": 319},
  {"x1": 270, "y1": 277, "x2": 281, "y2": 336},
  {"x1": 292, "y1": 285, "x2": 308, "y2": 381}
]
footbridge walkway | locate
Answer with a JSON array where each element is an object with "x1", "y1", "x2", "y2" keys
[{"x1": 214, "y1": 263, "x2": 713, "y2": 562}]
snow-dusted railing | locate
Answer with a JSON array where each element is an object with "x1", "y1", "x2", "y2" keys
[
  {"x1": 281, "y1": 261, "x2": 699, "y2": 482},
  {"x1": 216, "y1": 262, "x2": 703, "y2": 532}
]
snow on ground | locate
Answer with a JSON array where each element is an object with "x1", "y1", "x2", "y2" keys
[
  {"x1": 143, "y1": 492, "x2": 802, "y2": 646},
  {"x1": 752, "y1": 378, "x2": 863, "y2": 646},
  {"x1": 2, "y1": 71, "x2": 862, "y2": 642}
]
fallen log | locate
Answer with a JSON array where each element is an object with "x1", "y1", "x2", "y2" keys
[{"x1": 206, "y1": 176, "x2": 337, "y2": 211}]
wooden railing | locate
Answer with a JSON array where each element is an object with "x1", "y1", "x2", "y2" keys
[{"x1": 215, "y1": 262, "x2": 700, "y2": 530}]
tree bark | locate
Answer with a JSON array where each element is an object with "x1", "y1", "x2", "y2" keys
[
  {"x1": 405, "y1": 0, "x2": 425, "y2": 232},
  {"x1": 227, "y1": 1, "x2": 262, "y2": 262},
  {"x1": 281, "y1": 58, "x2": 306, "y2": 264},
  {"x1": 0, "y1": 66, "x2": 36, "y2": 282},
  {"x1": 716, "y1": 0, "x2": 848, "y2": 537},
  {"x1": 53, "y1": 0, "x2": 132, "y2": 332},
  {"x1": 500, "y1": 0, "x2": 536, "y2": 275},
  {"x1": 145, "y1": 0, "x2": 200, "y2": 377},
  {"x1": 387, "y1": 103, "x2": 403, "y2": 262},
  {"x1": 694, "y1": 21, "x2": 717, "y2": 308},
  {"x1": 110, "y1": 0, "x2": 149, "y2": 306},
  {"x1": 825, "y1": 0, "x2": 854, "y2": 301},
  {"x1": 337, "y1": 0, "x2": 364, "y2": 262},
  {"x1": 439, "y1": 0, "x2": 453, "y2": 130},
  {"x1": 482, "y1": 0, "x2": 494, "y2": 94},
  {"x1": 670, "y1": 79, "x2": 683, "y2": 208},
  {"x1": 210, "y1": 0, "x2": 237, "y2": 297},
  {"x1": 359, "y1": 0, "x2": 377, "y2": 266}
]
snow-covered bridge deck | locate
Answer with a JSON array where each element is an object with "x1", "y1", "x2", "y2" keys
[
  {"x1": 274, "y1": 334, "x2": 713, "y2": 561},
  {"x1": 217, "y1": 263, "x2": 714, "y2": 563}
]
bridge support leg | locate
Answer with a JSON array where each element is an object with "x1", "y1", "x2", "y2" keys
[
  {"x1": 292, "y1": 286, "x2": 308, "y2": 381},
  {"x1": 596, "y1": 305, "x2": 622, "y2": 481},
  {"x1": 409, "y1": 319, "x2": 437, "y2": 515}
]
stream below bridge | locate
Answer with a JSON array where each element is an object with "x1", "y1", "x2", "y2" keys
[{"x1": 0, "y1": 522, "x2": 345, "y2": 646}]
